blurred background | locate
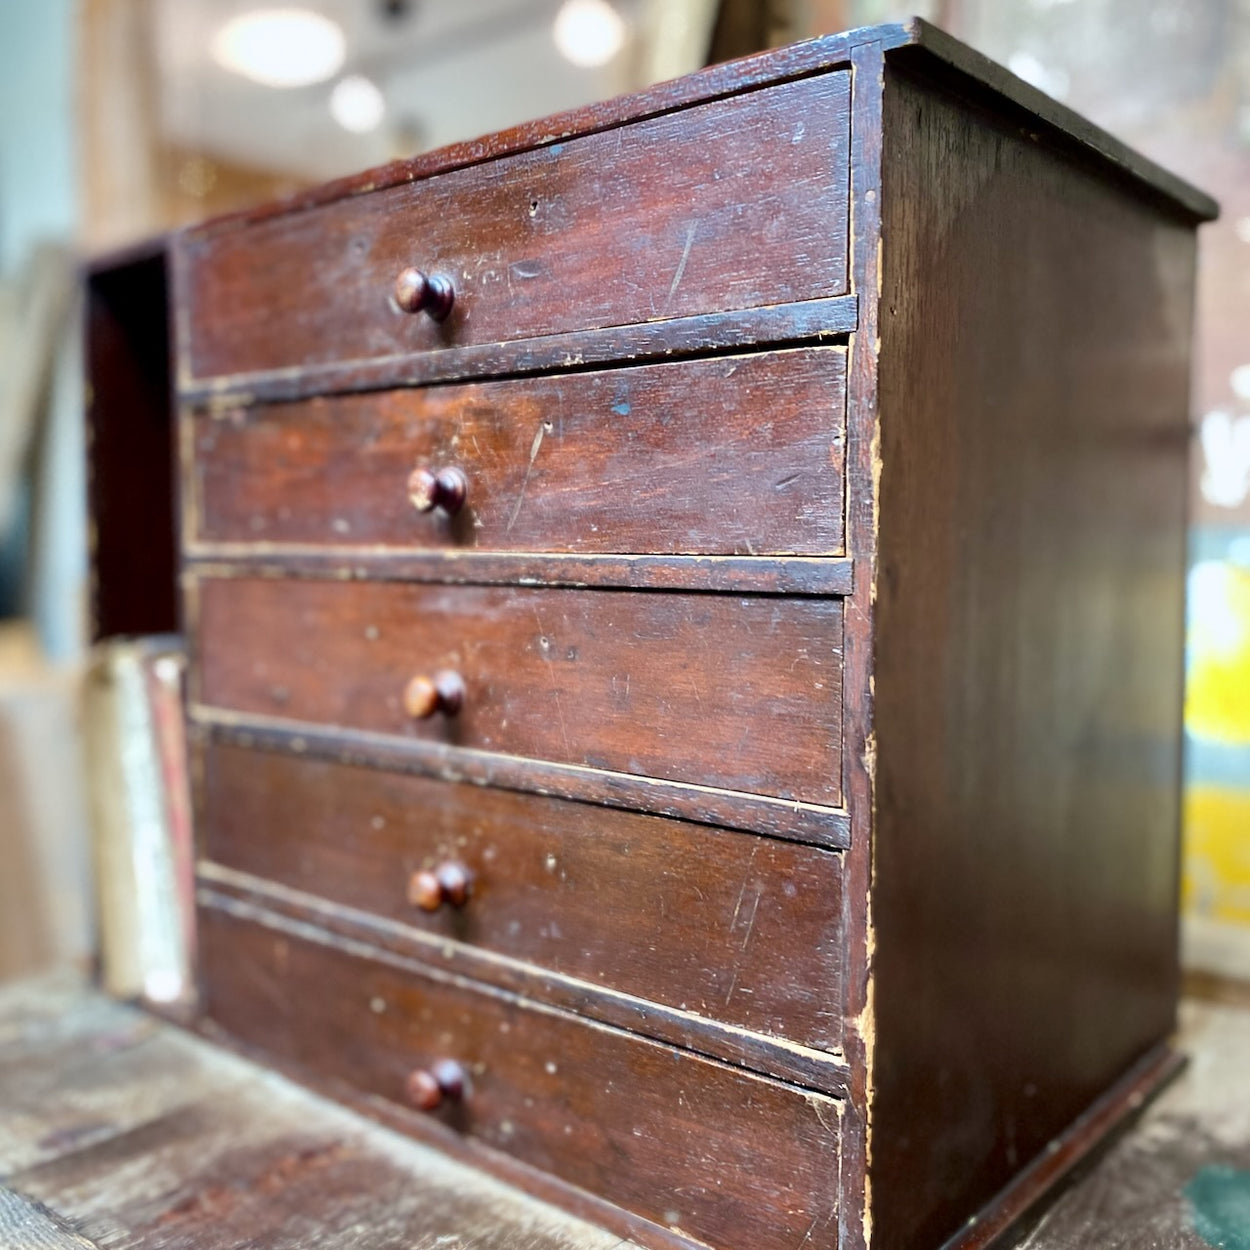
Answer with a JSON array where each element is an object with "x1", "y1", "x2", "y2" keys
[{"x1": 0, "y1": 0, "x2": 1247, "y2": 989}]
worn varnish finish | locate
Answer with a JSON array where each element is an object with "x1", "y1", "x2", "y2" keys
[
  {"x1": 199, "y1": 906, "x2": 843, "y2": 1250},
  {"x1": 179, "y1": 73, "x2": 850, "y2": 380},
  {"x1": 192, "y1": 577, "x2": 844, "y2": 806},
  {"x1": 197, "y1": 740, "x2": 846, "y2": 1054},
  {"x1": 190, "y1": 348, "x2": 847, "y2": 556},
  {"x1": 160, "y1": 19, "x2": 1216, "y2": 1250}
]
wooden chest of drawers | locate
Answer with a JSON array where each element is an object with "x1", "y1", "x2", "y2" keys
[{"x1": 174, "y1": 19, "x2": 1215, "y2": 1250}]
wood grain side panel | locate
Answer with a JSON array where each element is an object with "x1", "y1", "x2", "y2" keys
[
  {"x1": 181, "y1": 73, "x2": 850, "y2": 379},
  {"x1": 869, "y1": 68, "x2": 1196, "y2": 1249},
  {"x1": 199, "y1": 740, "x2": 846, "y2": 1052},
  {"x1": 193, "y1": 578, "x2": 844, "y2": 806},
  {"x1": 190, "y1": 348, "x2": 847, "y2": 556},
  {"x1": 199, "y1": 904, "x2": 843, "y2": 1250}
]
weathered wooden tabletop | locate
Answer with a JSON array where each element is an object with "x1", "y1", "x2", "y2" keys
[{"x1": 0, "y1": 973, "x2": 1246, "y2": 1249}]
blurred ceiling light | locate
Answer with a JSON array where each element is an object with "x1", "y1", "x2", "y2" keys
[
  {"x1": 331, "y1": 74, "x2": 386, "y2": 133},
  {"x1": 211, "y1": 8, "x2": 346, "y2": 88},
  {"x1": 553, "y1": 0, "x2": 626, "y2": 68}
]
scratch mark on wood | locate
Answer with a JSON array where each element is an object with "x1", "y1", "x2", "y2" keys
[
  {"x1": 740, "y1": 890, "x2": 762, "y2": 952},
  {"x1": 507, "y1": 421, "x2": 547, "y2": 532},
  {"x1": 663, "y1": 223, "x2": 698, "y2": 313}
]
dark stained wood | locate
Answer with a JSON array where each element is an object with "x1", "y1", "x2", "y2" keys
[
  {"x1": 183, "y1": 550, "x2": 855, "y2": 597},
  {"x1": 191, "y1": 577, "x2": 844, "y2": 807},
  {"x1": 179, "y1": 74, "x2": 850, "y2": 381},
  {"x1": 192, "y1": 712, "x2": 852, "y2": 849},
  {"x1": 196, "y1": 739, "x2": 846, "y2": 1055},
  {"x1": 197, "y1": 902, "x2": 844, "y2": 1250},
  {"x1": 85, "y1": 244, "x2": 178, "y2": 640},
  {"x1": 178, "y1": 295, "x2": 856, "y2": 407},
  {"x1": 867, "y1": 66, "x2": 1200, "y2": 1250},
  {"x1": 189, "y1": 349, "x2": 847, "y2": 556}
]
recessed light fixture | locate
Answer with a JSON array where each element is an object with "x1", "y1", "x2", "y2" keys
[
  {"x1": 553, "y1": 0, "x2": 625, "y2": 68},
  {"x1": 211, "y1": 7, "x2": 346, "y2": 88},
  {"x1": 331, "y1": 74, "x2": 386, "y2": 133}
]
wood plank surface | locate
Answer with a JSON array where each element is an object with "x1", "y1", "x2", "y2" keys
[
  {"x1": 180, "y1": 74, "x2": 850, "y2": 380},
  {"x1": 189, "y1": 348, "x2": 847, "y2": 556},
  {"x1": 197, "y1": 739, "x2": 846, "y2": 1055},
  {"x1": 197, "y1": 904, "x2": 844, "y2": 1250},
  {"x1": 192, "y1": 577, "x2": 844, "y2": 807}
]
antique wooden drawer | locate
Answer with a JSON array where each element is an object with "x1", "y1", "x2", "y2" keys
[
  {"x1": 198, "y1": 740, "x2": 846, "y2": 1055},
  {"x1": 188, "y1": 348, "x2": 847, "y2": 556},
  {"x1": 192, "y1": 577, "x2": 844, "y2": 808},
  {"x1": 199, "y1": 904, "x2": 843, "y2": 1250},
  {"x1": 177, "y1": 73, "x2": 850, "y2": 383}
]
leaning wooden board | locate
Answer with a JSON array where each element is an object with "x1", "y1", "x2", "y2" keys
[{"x1": 167, "y1": 17, "x2": 1216, "y2": 1250}]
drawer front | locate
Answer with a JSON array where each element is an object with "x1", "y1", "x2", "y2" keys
[
  {"x1": 179, "y1": 73, "x2": 850, "y2": 381},
  {"x1": 200, "y1": 741, "x2": 846, "y2": 1052},
  {"x1": 190, "y1": 348, "x2": 847, "y2": 556},
  {"x1": 200, "y1": 905, "x2": 842, "y2": 1250},
  {"x1": 193, "y1": 578, "x2": 844, "y2": 807}
]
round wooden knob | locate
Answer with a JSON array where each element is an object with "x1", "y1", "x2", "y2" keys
[
  {"x1": 408, "y1": 861, "x2": 473, "y2": 912},
  {"x1": 405, "y1": 670, "x2": 465, "y2": 720},
  {"x1": 394, "y1": 268, "x2": 455, "y2": 320},
  {"x1": 403, "y1": 670, "x2": 465, "y2": 719},
  {"x1": 404, "y1": 1058, "x2": 466, "y2": 1111},
  {"x1": 408, "y1": 466, "x2": 468, "y2": 515}
]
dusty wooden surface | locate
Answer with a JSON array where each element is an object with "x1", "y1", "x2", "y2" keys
[
  {"x1": 1, "y1": 974, "x2": 1247, "y2": 1248},
  {"x1": 0, "y1": 972, "x2": 634, "y2": 1249}
]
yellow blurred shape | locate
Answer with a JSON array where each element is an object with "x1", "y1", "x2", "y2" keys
[
  {"x1": 1186, "y1": 561, "x2": 1250, "y2": 745},
  {"x1": 1183, "y1": 787, "x2": 1250, "y2": 925}
]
